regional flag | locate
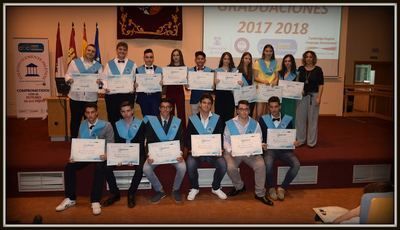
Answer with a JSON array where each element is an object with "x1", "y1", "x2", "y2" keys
[
  {"x1": 55, "y1": 22, "x2": 65, "y2": 77},
  {"x1": 67, "y1": 23, "x2": 77, "y2": 65}
]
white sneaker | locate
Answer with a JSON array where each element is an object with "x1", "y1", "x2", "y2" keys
[
  {"x1": 211, "y1": 188, "x2": 227, "y2": 200},
  {"x1": 91, "y1": 202, "x2": 101, "y2": 215},
  {"x1": 55, "y1": 198, "x2": 76, "y2": 212},
  {"x1": 269, "y1": 188, "x2": 278, "y2": 201},
  {"x1": 187, "y1": 188, "x2": 200, "y2": 201},
  {"x1": 277, "y1": 187, "x2": 286, "y2": 200}
]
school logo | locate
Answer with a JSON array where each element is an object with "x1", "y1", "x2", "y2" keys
[
  {"x1": 234, "y1": 37, "x2": 250, "y2": 53},
  {"x1": 16, "y1": 55, "x2": 48, "y2": 84}
]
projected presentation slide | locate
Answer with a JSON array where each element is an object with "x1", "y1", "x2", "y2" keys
[{"x1": 203, "y1": 6, "x2": 342, "y2": 77}]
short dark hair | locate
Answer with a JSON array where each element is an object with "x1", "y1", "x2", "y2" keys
[
  {"x1": 116, "y1": 41, "x2": 128, "y2": 50},
  {"x1": 364, "y1": 182, "x2": 394, "y2": 194},
  {"x1": 160, "y1": 98, "x2": 174, "y2": 107},
  {"x1": 144, "y1": 48, "x2": 153, "y2": 55},
  {"x1": 119, "y1": 101, "x2": 133, "y2": 110},
  {"x1": 86, "y1": 44, "x2": 96, "y2": 50},
  {"x1": 268, "y1": 96, "x2": 281, "y2": 105},
  {"x1": 199, "y1": 93, "x2": 214, "y2": 104},
  {"x1": 237, "y1": 100, "x2": 250, "y2": 108},
  {"x1": 84, "y1": 102, "x2": 98, "y2": 111},
  {"x1": 195, "y1": 51, "x2": 206, "y2": 59}
]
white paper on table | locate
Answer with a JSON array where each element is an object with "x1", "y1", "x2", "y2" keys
[
  {"x1": 148, "y1": 140, "x2": 181, "y2": 165},
  {"x1": 267, "y1": 129, "x2": 296, "y2": 149},
  {"x1": 313, "y1": 206, "x2": 350, "y2": 223},
  {"x1": 231, "y1": 133, "x2": 263, "y2": 157},
  {"x1": 255, "y1": 85, "x2": 282, "y2": 103},
  {"x1": 70, "y1": 138, "x2": 105, "y2": 162},
  {"x1": 135, "y1": 73, "x2": 162, "y2": 93},
  {"x1": 106, "y1": 75, "x2": 134, "y2": 94},
  {"x1": 187, "y1": 71, "x2": 214, "y2": 91},
  {"x1": 70, "y1": 74, "x2": 99, "y2": 93},
  {"x1": 233, "y1": 85, "x2": 257, "y2": 105},
  {"x1": 215, "y1": 72, "x2": 242, "y2": 90},
  {"x1": 279, "y1": 80, "x2": 304, "y2": 100},
  {"x1": 106, "y1": 143, "x2": 140, "y2": 166},
  {"x1": 162, "y1": 66, "x2": 188, "y2": 85},
  {"x1": 191, "y1": 134, "x2": 222, "y2": 157}
]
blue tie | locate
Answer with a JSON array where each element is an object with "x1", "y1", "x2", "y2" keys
[{"x1": 163, "y1": 120, "x2": 168, "y2": 133}]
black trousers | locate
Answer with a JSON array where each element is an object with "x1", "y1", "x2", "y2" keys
[
  {"x1": 105, "y1": 93, "x2": 135, "y2": 130},
  {"x1": 69, "y1": 99, "x2": 96, "y2": 138},
  {"x1": 105, "y1": 152, "x2": 146, "y2": 196},
  {"x1": 64, "y1": 162, "x2": 105, "y2": 202},
  {"x1": 215, "y1": 90, "x2": 235, "y2": 122}
]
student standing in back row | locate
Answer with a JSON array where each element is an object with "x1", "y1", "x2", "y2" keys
[{"x1": 237, "y1": 52, "x2": 256, "y2": 117}]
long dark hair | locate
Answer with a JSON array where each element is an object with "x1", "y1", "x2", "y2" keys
[
  {"x1": 218, "y1": 52, "x2": 235, "y2": 71},
  {"x1": 168, "y1": 49, "x2": 185, "y2": 66},
  {"x1": 261, "y1": 44, "x2": 275, "y2": 60},
  {"x1": 278, "y1": 54, "x2": 297, "y2": 77},
  {"x1": 237, "y1": 52, "x2": 253, "y2": 82}
]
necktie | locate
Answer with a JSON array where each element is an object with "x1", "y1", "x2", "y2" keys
[
  {"x1": 118, "y1": 60, "x2": 125, "y2": 63},
  {"x1": 146, "y1": 66, "x2": 153, "y2": 69},
  {"x1": 89, "y1": 125, "x2": 95, "y2": 130},
  {"x1": 163, "y1": 120, "x2": 168, "y2": 132},
  {"x1": 272, "y1": 118, "x2": 280, "y2": 122}
]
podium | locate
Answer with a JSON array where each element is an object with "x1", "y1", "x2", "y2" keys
[{"x1": 46, "y1": 97, "x2": 108, "y2": 141}]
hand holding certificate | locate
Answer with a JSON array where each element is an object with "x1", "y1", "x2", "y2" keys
[
  {"x1": 136, "y1": 73, "x2": 162, "y2": 93},
  {"x1": 188, "y1": 72, "x2": 214, "y2": 91},
  {"x1": 191, "y1": 134, "x2": 222, "y2": 157},
  {"x1": 70, "y1": 138, "x2": 105, "y2": 162},
  {"x1": 215, "y1": 72, "x2": 242, "y2": 90},
  {"x1": 106, "y1": 143, "x2": 140, "y2": 166},
  {"x1": 256, "y1": 85, "x2": 282, "y2": 102},
  {"x1": 70, "y1": 74, "x2": 99, "y2": 93},
  {"x1": 106, "y1": 75, "x2": 134, "y2": 94},
  {"x1": 162, "y1": 66, "x2": 188, "y2": 85},
  {"x1": 148, "y1": 140, "x2": 181, "y2": 165},
  {"x1": 231, "y1": 133, "x2": 263, "y2": 156},
  {"x1": 267, "y1": 129, "x2": 296, "y2": 149},
  {"x1": 233, "y1": 85, "x2": 257, "y2": 105},
  {"x1": 278, "y1": 80, "x2": 304, "y2": 100}
]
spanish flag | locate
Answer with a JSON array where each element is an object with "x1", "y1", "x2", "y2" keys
[{"x1": 81, "y1": 23, "x2": 88, "y2": 56}]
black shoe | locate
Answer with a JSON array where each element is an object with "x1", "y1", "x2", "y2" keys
[
  {"x1": 227, "y1": 185, "x2": 246, "y2": 196},
  {"x1": 101, "y1": 194, "x2": 120, "y2": 207},
  {"x1": 128, "y1": 194, "x2": 136, "y2": 208},
  {"x1": 255, "y1": 194, "x2": 274, "y2": 206}
]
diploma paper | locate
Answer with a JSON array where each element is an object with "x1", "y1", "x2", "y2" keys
[
  {"x1": 231, "y1": 133, "x2": 263, "y2": 156},
  {"x1": 267, "y1": 129, "x2": 296, "y2": 149},
  {"x1": 233, "y1": 85, "x2": 257, "y2": 105},
  {"x1": 136, "y1": 73, "x2": 162, "y2": 93},
  {"x1": 106, "y1": 75, "x2": 134, "y2": 94},
  {"x1": 188, "y1": 72, "x2": 214, "y2": 91},
  {"x1": 215, "y1": 72, "x2": 242, "y2": 90},
  {"x1": 255, "y1": 85, "x2": 283, "y2": 103},
  {"x1": 191, "y1": 134, "x2": 222, "y2": 157},
  {"x1": 162, "y1": 66, "x2": 188, "y2": 85},
  {"x1": 148, "y1": 140, "x2": 181, "y2": 165},
  {"x1": 70, "y1": 138, "x2": 105, "y2": 162},
  {"x1": 106, "y1": 143, "x2": 140, "y2": 166},
  {"x1": 278, "y1": 80, "x2": 304, "y2": 100},
  {"x1": 70, "y1": 74, "x2": 99, "y2": 93}
]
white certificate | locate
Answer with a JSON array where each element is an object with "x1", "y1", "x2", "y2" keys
[
  {"x1": 187, "y1": 72, "x2": 214, "y2": 91},
  {"x1": 191, "y1": 134, "x2": 222, "y2": 157},
  {"x1": 135, "y1": 73, "x2": 162, "y2": 93},
  {"x1": 148, "y1": 140, "x2": 181, "y2": 165},
  {"x1": 267, "y1": 129, "x2": 296, "y2": 149},
  {"x1": 215, "y1": 72, "x2": 242, "y2": 90},
  {"x1": 162, "y1": 66, "x2": 188, "y2": 85},
  {"x1": 279, "y1": 80, "x2": 304, "y2": 100},
  {"x1": 70, "y1": 138, "x2": 105, "y2": 162},
  {"x1": 106, "y1": 75, "x2": 134, "y2": 94},
  {"x1": 233, "y1": 85, "x2": 257, "y2": 105},
  {"x1": 70, "y1": 74, "x2": 99, "y2": 93},
  {"x1": 106, "y1": 143, "x2": 140, "y2": 166},
  {"x1": 231, "y1": 133, "x2": 263, "y2": 157},
  {"x1": 256, "y1": 85, "x2": 282, "y2": 103}
]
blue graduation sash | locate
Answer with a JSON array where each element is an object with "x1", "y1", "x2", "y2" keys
[
  {"x1": 226, "y1": 118, "x2": 258, "y2": 135},
  {"x1": 79, "y1": 120, "x2": 107, "y2": 139},
  {"x1": 241, "y1": 73, "x2": 250, "y2": 86},
  {"x1": 137, "y1": 65, "x2": 163, "y2": 74},
  {"x1": 279, "y1": 71, "x2": 297, "y2": 81},
  {"x1": 214, "y1": 67, "x2": 237, "y2": 73},
  {"x1": 188, "y1": 66, "x2": 213, "y2": 72},
  {"x1": 115, "y1": 118, "x2": 142, "y2": 143},
  {"x1": 108, "y1": 59, "x2": 135, "y2": 75},
  {"x1": 258, "y1": 58, "x2": 276, "y2": 76},
  {"x1": 261, "y1": 114, "x2": 292, "y2": 129},
  {"x1": 146, "y1": 115, "x2": 181, "y2": 141},
  {"x1": 74, "y1": 58, "x2": 102, "y2": 73},
  {"x1": 189, "y1": 113, "x2": 220, "y2": 134}
]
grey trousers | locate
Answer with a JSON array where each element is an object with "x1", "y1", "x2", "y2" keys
[
  {"x1": 295, "y1": 93, "x2": 320, "y2": 147},
  {"x1": 224, "y1": 152, "x2": 266, "y2": 197}
]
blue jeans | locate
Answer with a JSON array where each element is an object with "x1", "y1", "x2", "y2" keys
[
  {"x1": 186, "y1": 155, "x2": 227, "y2": 190},
  {"x1": 143, "y1": 160, "x2": 186, "y2": 192},
  {"x1": 264, "y1": 149, "x2": 300, "y2": 189}
]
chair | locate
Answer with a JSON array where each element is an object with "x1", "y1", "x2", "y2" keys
[{"x1": 359, "y1": 192, "x2": 394, "y2": 224}]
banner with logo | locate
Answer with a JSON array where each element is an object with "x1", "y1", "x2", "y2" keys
[{"x1": 14, "y1": 38, "x2": 51, "y2": 119}]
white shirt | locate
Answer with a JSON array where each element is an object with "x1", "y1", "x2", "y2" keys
[
  {"x1": 144, "y1": 65, "x2": 155, "y2": 74},
  {"x1": 64, "y1": 57, "x2": 103, "y2": 102},
  {"x1": 101, "y1": 57, "x2": 137, "y2": 94},
  {"x1": 88, "y1": 118, "x2": 99, "y2": 135},
  {"x1": 272, "y1": 113, "x2": 282, "y2": 128},
  {"x1": 223, "y1": 116, "x2": 262, "y2": 153},
  {"x1": 200, "y1": 111, "x2": 213, "y2": 129}
]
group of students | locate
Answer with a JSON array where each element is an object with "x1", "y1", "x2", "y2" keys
[{"x1": 57, "y1": 41, "x2": 325, "y2": 215}]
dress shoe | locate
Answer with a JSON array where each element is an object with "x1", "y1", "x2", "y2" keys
[
  {"x1": 227, "y1": 185, "x2": 246, "y2": 196},
  {"x1": 255, "y1": 194, "x2": 274, "y2": 206},
  {"x1": 101, "y1": 194, "x2": 120, "y2": 207},
  {"x1": 277, "y1": 187, "x2": 286, "y2": 200},
  {"x1": 128, "y1": 194, "x2": 136, "y2": 208}
]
